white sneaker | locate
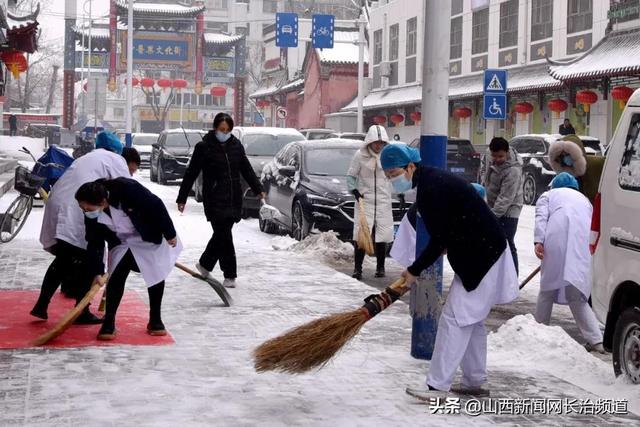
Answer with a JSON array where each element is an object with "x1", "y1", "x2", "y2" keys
[
  {"x1": 405, "y1": 387, "x2": 447, "y2": 402},
  {"x1": 584, "y1": 342, "x2": 606, "y2": 354},
  {"x1": 450, "y1": 384, "x2": 491, "y2": 397},
  {"x1": 223, "y1": 278, "x2": 236, "y2": 288},
  {"x1": 196, "y1": 263, "x2": 212, "y2": 279}
]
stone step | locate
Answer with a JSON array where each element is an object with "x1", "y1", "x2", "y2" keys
[
  {"x1": 0, "y1": 158, "x2": 17, "y2": 175},
  {"x1": 0, "y1": 171, "x2": 14, "y2": 200}
]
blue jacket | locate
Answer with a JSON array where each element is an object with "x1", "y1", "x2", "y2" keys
[{"x1": 84, "y1": 177, "x2": 176, "y2": 275}]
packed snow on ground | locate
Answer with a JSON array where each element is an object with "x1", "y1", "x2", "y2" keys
[
  {"x1": 276, "y1": 231, "x2": 355, "y2": 264},
  {"x1": 489, "y1": 314, "x2": 640, "y2": 415}
]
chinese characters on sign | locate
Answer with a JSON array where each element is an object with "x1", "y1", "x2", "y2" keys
[
  {"x1": 133, "y1": 39, "x2": 189, "y2": 62},
  {"x1": 120, "y1": 33, "x2": 193, "y2": 71}
]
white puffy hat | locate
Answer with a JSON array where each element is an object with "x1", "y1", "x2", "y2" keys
[{"x1": 364, "y1": 125, "x2": 390, "y2": 145}]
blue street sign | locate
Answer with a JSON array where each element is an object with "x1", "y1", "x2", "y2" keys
[
  {"x1": 483, "y1": 94, "x2": 507, "y2": 120},
  {"x1": 276, "y1": 13, "x2": 298, "y2": 48},
  {"x1": 312, "y1": 14, "x2": 335, "y2": 49},
  {"x1": 483, "y1": 69, "x2": 507, "y2": 94}
]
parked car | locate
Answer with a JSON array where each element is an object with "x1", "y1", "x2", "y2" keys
[
  {"x1": 326, "y1": 132, "x2": 366, "y2": 141},
  {"x1": 408, "y1": 137, "x2": 481, "y2": 183},
  {"x1": 509, "y1": 134, "x2": 605, "y2": 205},
  {"x1": 299, "y1": 128, "x2": 335, "y2": 140},
  {"x1": 192, "y1": 127, "x2": 306, "y2": 216},
  {"x1": 591, "y1": 90, "x2": 640, "y2": 384},
  {"x1": 260, "y1": 139, "x2": 411, "y2": 241},
  {"x1": 150, "y1": 128, "x2": 204, "y2": 184},
  {"x1": 23, "y1": 123, "x2": 62, "y2": 145},
  {"x1": 130, "y1": 133, "x2": 158, "y2": 168}
]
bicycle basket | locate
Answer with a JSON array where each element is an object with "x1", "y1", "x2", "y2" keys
[{"x1": 14, "y1": 166, "x2": 46, "y2": 196}]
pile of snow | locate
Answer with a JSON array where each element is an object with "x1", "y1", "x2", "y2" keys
[
  {"x1": 489, "y1": 314, "x2": 640, "y2": 415},
  {"x1": 277, "y1": 232, "x2": 354, "y2": 264}
]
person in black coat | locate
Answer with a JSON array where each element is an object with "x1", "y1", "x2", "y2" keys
[
  {"x1": 380, "y1": 144, "x2": 519, "y2": 399},
  {"x1": 558, "y1": 119, "x2": 576, "y2": 135},
  {"x1": 176, "y1": 113, "x2": 265, "y2": 288},
  {"x1": 76, "y1": 178, "x2": 180, "y2": 340}
]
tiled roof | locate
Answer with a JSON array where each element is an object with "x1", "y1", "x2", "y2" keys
[
  {"x1": 317, "y1": 31, "x2": 369, "y2": 65},
  {"x1": 203, "y1": 33, "x2": 245, "y2": 46},
  {"x1": 115, "y1": 1, "x2": 205, "y2": 17}
]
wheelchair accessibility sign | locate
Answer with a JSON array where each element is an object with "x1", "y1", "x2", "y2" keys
[{"x1": 483, "y1": 69, "x2": 507, "y2": 120}]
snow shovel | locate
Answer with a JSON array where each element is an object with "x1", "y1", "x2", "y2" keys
[
  {"x1": 259, "y1": 199, "x2": 284, "y2": 222},
  {"x1": 356, "y1": 199, "x2": 375, "y2": 256},
  {"x1": 32, "y1": 273, "x2": 109, "y2": 346},
  {"x1": 519, "y1": 266, "x2": 541, "y2": 290},
  {"x1": 174, "y1": 262, "x2": 232, "y2": 307}
]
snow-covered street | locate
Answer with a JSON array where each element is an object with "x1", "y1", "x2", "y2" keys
[{"x1": 0, "y1": 172, "x2": 638, "y2": 425}]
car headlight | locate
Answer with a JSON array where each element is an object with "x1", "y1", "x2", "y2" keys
[
  {"x1": 307, "y1": 194, "x2": 338, "y2": 206},
  {"x1": 162, "y1": 150, "x2": 175, "y2": 160}
]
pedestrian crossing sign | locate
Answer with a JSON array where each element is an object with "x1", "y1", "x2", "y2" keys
[{"x1": 483, "y1": 69, "x2": 507, "y2": 94}]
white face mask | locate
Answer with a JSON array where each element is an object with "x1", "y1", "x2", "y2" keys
[
  {"x1": 390, "y1": 173, "x2": 412, "y2": 193},
  {"x1": 84, "y1": 209, "x2": 103, "y2": 220}
]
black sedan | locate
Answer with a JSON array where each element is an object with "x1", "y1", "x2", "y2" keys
[
  {"x1": 409, "y1": 137, "x2": 481, "y2": 183},
  {"x1": 260, "y1": 139, "x2": 410, "y2": 241},
  {"x1": 150, "y1": 129, "x2": 204, "y2": 184}
]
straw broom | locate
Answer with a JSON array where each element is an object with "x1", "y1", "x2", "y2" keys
[
  {"x1": 356, "y1": 199, "x2": 375, "y2": 256},
  {"x1": 253, "y1": 278, "x2": 407, "y2": 374}
]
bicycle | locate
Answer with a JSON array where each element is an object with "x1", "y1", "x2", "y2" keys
[{"x1": 0, "y1": 147, "x2": 63, "y2": 243}]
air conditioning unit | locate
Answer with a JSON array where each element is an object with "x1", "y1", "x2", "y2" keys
[{"x1": 379, "y1": 62, "x2": 392, "y2": 77}]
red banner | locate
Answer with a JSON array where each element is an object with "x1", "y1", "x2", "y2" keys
[
  {"x1": 62, "y1": 70, "x2": 75, "y2": 128},
  {"x1": 195, "y1": 10, "x2": 204, "y2": 95},
  {"x1": 108, "y1": 0, "x2": 117, "y2": 92},
  {"x1": 234, "y1": 77, "x2": 245, "y2": 126}
]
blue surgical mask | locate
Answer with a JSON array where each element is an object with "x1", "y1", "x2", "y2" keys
[
  {"x1": 84, "y1": 209, "x2": 102, "y2": 220},
  {"x1": 391, "y1": 174, "x2": 412, "y2": 193},
  {"x1": 563, "y1": 154, "x2": 574, "y2": 167},
  {"x1": 216, "y1": 131, "x2": 231, "y2": 142}
]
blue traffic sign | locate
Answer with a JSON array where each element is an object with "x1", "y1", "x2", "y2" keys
[
  {"x1": 483, "y1": 69, "x2": 507, "y2": 94},
  {"x1": 483, "y1": 94, "x2": 507, "y2": 120},
  {"x1": 276, "y1": 13, "x2": 298, "y2": 48},
  {"x1": 312, "y1": 14, "x2": 335, "y2": 49}
]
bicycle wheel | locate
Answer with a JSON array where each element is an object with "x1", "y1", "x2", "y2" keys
[{"x1": 0, "y1": 195, "x2": 33, "y2": 243}]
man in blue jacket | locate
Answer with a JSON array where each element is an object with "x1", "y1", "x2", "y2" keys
[{"x1": 380, "y1": 144, "x2": 519, "y2": 399}]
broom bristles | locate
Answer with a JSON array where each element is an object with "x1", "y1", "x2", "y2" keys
[{"x1": 253, "y1": 309, "x2": 369, "y2": 374}]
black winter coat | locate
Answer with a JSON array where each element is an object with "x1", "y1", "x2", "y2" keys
[
  {"x1": 84, "y1": 177, "x2": 177, "y2": 276},
  {"x1": 176, "y1": 131, "x2": 264, "y2": 223},
  {"x1": 408, "y1": 166, "x2": 507, "y2": 292}
]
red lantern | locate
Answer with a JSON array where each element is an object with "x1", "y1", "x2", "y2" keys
[
  {"x1": 514, "y1": 102, "x2": 534, "y2": 115},
  {"x1": 140, "y1": 78, "x2": 155, "y2": 88},
  {"x1": 547, "y1": 98, "x2": 568, "y2": 119},
  {"x1": 390, "y1": 114, "x2": 404, "y2": 125},
  {"x1": 256, "y1": 99, "x2": 270, "y2": 108},
  {"x1": 125, "y1": 77, "x2": 139, "y2": 86},
  {"x1": 157, "y1": 78, "x2": 172, "y2": 91},
  {"x1": 576, "y1": 90, "x2": 598, "y2": 112},
  {"x1": 1, "y1": 50, "x2": 28, "y2": 79},
  {"x1": 210, "y1": 86, "x2": 227, "y2": 97},
  {"x1": 611, "y1": 86, "x2": 634, "y2": 109},
  {"x1": 172, "y1": 79, "x2": 188, "y2": 90},
  {"x1": 453, "y1": 106, "x2": 472, "y2": 119},
  {"x1": 372, "y1": 115, "x2": 386, "y2": 125},
  {"x1": 409, "y1": 111, "x2": 421, "y2": 123}
]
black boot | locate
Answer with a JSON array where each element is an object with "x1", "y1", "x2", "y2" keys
[
  {"x1": 353, "y1": 245, "x2": 365, "y2": 280},
  {"x1": 97, "y1": 316, "x2": 116, "y2": 340},
  {"x1": 74, "y1": 306, "x2": 103, "y2": 325},
  {"x1": 30, "y1": 301, "x2": 48, "y2": 320},
  {"x1": 147, "y1": 282, "x2": 167, "y2": 336},
  {"x1": 375, "y1": 243, "x2": 387, "y2": 278}
]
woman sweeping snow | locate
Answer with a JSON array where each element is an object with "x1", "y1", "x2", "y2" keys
[
  {"x1": 533, "y1": 172, "x2": 604, "y2": 353},
  {"x1": 76, "y1": 178, "x2": 182, "y2": 340},
  {"x1": 346, "y1": 125, "x2": 394, "y2": 279}
]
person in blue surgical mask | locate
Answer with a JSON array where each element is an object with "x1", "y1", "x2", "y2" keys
[
  {"x1": 379, "y1": 144, "x2": 519, "y2": 400},
  {"x1": 177, "y1": 113, "x2": 266, "y2": 289}
]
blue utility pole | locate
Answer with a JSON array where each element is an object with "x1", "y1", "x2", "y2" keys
[{"x1": 411, "y1": 0, "x2": 451, "y2": 360}]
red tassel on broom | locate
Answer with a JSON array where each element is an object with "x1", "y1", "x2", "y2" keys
[{"x1": 253, "y1": 278, "x2": 408, "y2": 374}]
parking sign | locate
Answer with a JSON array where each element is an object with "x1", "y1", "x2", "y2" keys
[
  {"x1": 312, "y1": 14, "x2": 335, "y2": 49},
  {"x1": 276, "y1": 13, "x2": 298, "y2": 48},
  {"x1": 483, "y1": 94, "x2": 507, "y2": 120}
]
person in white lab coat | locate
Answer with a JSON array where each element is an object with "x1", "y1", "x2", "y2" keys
[
  {"x1": 379, "y1": 144, "x2": 519, "y2": 399},
  {"x1": 31, "y1": 132, "x2": 130, "y2": 324},
  {"x1": 347, "y1": 125, "x2": 394, "y2": 279},
  {"x1": 533, "y1": 172, "x2": 604, "y2": 353},
  {"x1": 76, "y1": 178, "x2": 181, "y2": 340}
]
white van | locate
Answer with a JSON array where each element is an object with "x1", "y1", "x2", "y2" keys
[{"x1": 591, "y1": 89, "x2": 640, "y2": 384}]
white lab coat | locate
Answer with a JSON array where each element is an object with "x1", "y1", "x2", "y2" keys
[
  {"x1": 534, "y1": 188, "x2": 592, "y2": 304},
  {"x1": 347, "y1": 144, "x2": 394, "y2": 243},
  {"x1": 40, "y1": 149, "x2": 130, "y2": 251},
  {"x1": 98, "y1": 206, "x2": 183, "y2": 287}
]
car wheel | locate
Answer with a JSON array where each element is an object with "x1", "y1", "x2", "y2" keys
[
  {"x1": 259, "y1": 217, "x2": 278, "y2": 234},
  {"x1": 612, "y1": 306, "x2": 640, "y2": 384},
  {"x1": 291, "y1": 201, "x2": 310, "y2": 241},
  {"x1": 158, "y1": 162, "x2": 167, "y2": 185},
  {"x1": 523, "y1": 173, "x2": 538, "y2": 205},
  {"x1": 150, "y1": 160, "x2": 158, "y2": 182}
]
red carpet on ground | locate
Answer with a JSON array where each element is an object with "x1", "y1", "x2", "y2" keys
[{"x1": 0, "y1": 290, "x2": 174, "y2": 349}]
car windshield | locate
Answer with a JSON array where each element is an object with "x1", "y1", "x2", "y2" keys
[
  {"x1": 133, "y1": 135, "x2": 158, "y2": 145},
  {"x1": 166, "y1": 132, "x2": 203, "y2": 147},
  {"x1": 305, "y1": 148, "x2": 358, "y2": 176},
  {"x1": 307, "y1": 132, "x2": 331, "y2": 140},
  {"x1": 341, "y1": 134, "x2": 365, "y2": 141},
  {"x1": 448, "y1": 140, "x2": 474, "y2": 154},
  {"x1": 582, "y1": 139, "x2": 601, "y2": 152},
  {"x1": 243, "y1": 134, "x2": 305, "y2": 156}
]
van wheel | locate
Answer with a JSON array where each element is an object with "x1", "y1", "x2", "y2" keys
[
  {"x1": 612, "y1": 306, "x2": 640, "y2": 384},
  {"x1": 291, "y1": 201, "x2": 310, "y2": 241},
  {"x1": 523, "y1": 173, "x2": 538, "y2": 205}
]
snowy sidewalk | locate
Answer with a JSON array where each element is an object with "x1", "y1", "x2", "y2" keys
[{"x1": 0, "y1": 179, "x2": 638, "y2": 426}]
